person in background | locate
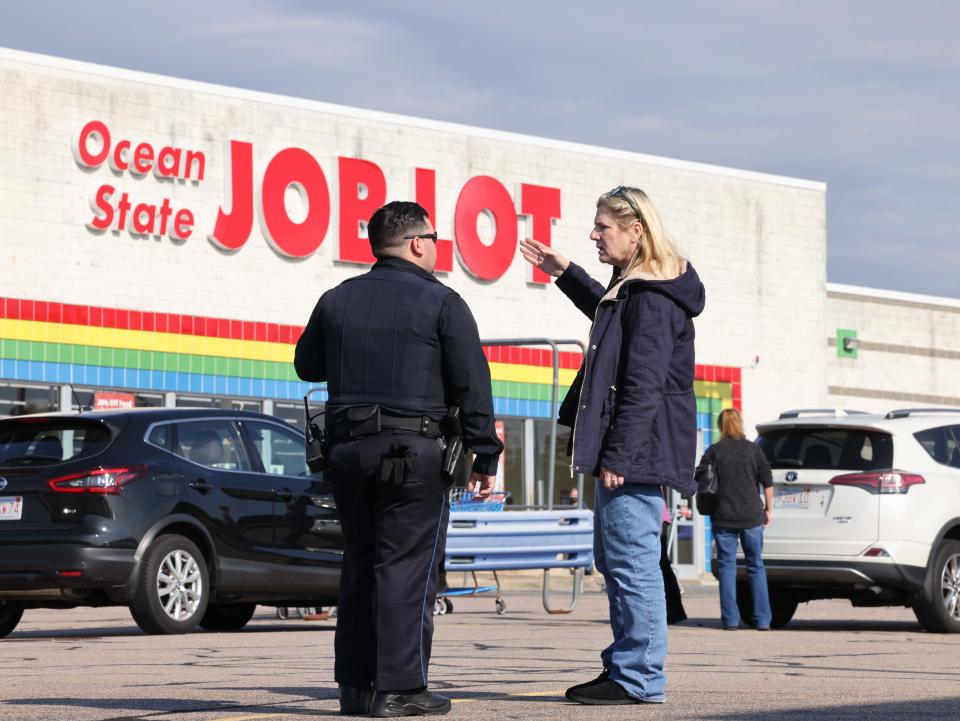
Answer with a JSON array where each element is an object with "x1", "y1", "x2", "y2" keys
[
  {"x1": 521, "y1": 185, "x2": 704, "y2": 705},
  {"x1": 696, "y1": 408, "x2": 773, "y2": 630},
  {"x1": 660, "y1": 500, "x2": 687, "y2": 624}
]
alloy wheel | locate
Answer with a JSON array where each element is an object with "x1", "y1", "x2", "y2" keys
[
  {"x1": 941, "y1": 553, "x2": 960, "y2": 621},
  {"x1": 156, "y1": 549, "x2": 203, "y2": 622}
]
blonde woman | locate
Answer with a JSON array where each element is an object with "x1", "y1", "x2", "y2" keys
[
  {"x1": 521, "y1": 186, "x2": 704, "y2": 705},
  {"x1": 696, "y1": 408, "x2": 773, "y2": 629}
]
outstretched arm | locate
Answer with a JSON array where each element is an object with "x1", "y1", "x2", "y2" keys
[{"x1": 520, "y1": 238, "x2": 605, "y2": 320}]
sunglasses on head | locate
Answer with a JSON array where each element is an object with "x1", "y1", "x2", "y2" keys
[
  {"x1": 403, "y1": 231, "x2": 439, "y2": 243},
  {"x1": 608, "y1": 185, "x2": 644, "y2": 223}
]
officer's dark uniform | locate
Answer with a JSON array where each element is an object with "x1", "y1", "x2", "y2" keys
[{"x1": 294, "y1": 256, "x2": 502, "y2": 693}]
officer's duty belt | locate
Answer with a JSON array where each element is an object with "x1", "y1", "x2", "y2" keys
[{"x1": 326, "y1": 406, "x2": 443, "y2": 445}]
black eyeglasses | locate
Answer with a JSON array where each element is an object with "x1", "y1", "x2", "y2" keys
[
  {"x1": 403, "y1": 231, "x2": 438, "y2": 243},
  {"x1": 608, "y1": 185, "x2": 644, "y2": 223}
]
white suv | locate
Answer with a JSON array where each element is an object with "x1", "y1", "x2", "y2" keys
[{"x1": 727, "y1": 408, "x2": 960, "y2": 632}]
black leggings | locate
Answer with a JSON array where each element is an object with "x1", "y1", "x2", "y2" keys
[{"x1": 660, "y1": 523, "x2": 687, "y2": 624}]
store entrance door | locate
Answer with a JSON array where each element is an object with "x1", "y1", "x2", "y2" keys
[{"x1": 666, "y1": 428, "x2": 710, "y2": 580}]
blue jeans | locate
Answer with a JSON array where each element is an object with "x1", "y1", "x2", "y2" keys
[
  {"x1": 713, "y1": 524, "x2": 772, "y2": 629},
  {"x1": 594, "y1": 483, "x2": 667, "y2": 702}
]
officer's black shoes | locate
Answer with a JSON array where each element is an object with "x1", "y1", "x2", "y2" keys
[
  {"x1": 338, "y1": 685, "x2": 373, "y2": 715},
  {"x1": 370, "y1": 688, "x2": 452, "y2": 717},
  {"x1": 565, "y1": 678, "x2": 638, "y2": 705},
  {"x1": 564, "y1": 668, "x2": 610, "y2": 698}
]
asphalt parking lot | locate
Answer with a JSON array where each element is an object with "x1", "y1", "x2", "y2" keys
[{"x1": 2, "y1": 585, "x2": 959, "y2": 721}]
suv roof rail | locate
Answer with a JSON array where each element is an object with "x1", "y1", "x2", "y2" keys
[
  {"x1": 884, "y1": 407, "x2": 960, "y2": 419},
  {"x1": 778, "y1": 408, "x2": 871, "y2": 419}
]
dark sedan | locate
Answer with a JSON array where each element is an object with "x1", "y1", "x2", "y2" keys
[{"x1": 0, "y1": 408, "x2": 341, "y2": 636}]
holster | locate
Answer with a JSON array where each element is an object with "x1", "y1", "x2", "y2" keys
[
  {"x1": 304, "y1": 395, "x2": 329, "y2": 474},
  {"x1": 440, "y1": 406, "x2": 464, "y2": 484}
]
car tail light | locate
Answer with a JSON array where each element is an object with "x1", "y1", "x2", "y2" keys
[
  {"x1": 47, "y1": 466, "x2": 146, "y2": 495},
  {"x1": 829, "y1": 471, "x2": 925, "y2": 494},
  {"x1": 863, "y1": 547, "x2": 891, "y2": 557}
]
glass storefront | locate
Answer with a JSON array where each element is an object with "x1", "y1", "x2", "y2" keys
[
  {"x1": 0, "y1": 382, "x2": 57, "y2": 416},
  {"x1": 498, "y1": 418, "x2": 524, "y2": 506},
  {"x1": 273, "y1": 400, "x2": 305, "y2": 429},
  {"x1": 534, "y1": 419, "x2": 576, "y2": 507},
  {"x1": 494, "y1": 417, "x2": 589, "y2": 509}
]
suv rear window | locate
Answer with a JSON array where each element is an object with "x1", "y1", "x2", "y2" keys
[
  {"x1": 913, "y1": 426, "x2": 960, "y2": 469},
  {"x1": 0, "y1": 420, "x2": 113, "y2": 467},
  {"x1": 757, "y1": 427, "x2": 893, "y2": 470}
]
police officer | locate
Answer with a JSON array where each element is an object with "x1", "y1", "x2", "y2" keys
[{"x1": 295, "y1": 201, "x2": 502, "y2": 717}]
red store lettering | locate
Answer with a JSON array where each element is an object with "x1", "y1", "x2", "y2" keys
[
  {"x1": 87, "y1": 186, "x2": 194, "y2": 239},
  {"x1": 76, "y1": 120, "x2": 562, "y2": 283},
  {"x1": 210, "y1": 140, "x2": 561, "y2": 282},
  {"x1": 74, "y1": 120, "x2": 206, "y2": 181}
]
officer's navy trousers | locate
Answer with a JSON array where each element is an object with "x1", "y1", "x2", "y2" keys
[{"x1": 327, "y1": 431, "x2": 449, "y2": 692}]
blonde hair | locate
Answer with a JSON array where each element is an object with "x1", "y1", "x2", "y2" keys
[
  {"x1": 717, "y1": 408, "x2": 745, "y2": 441},
  {"x1": 597, "y1": 187, "x2": 684, "y2": 279}
]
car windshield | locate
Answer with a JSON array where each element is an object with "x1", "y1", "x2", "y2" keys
[
  {"x1": 0, "y1": 420, "x2": 113, "y2": 467},
  {"x1": 757, "y1": 427, "x2": 893, "y2": 470}
]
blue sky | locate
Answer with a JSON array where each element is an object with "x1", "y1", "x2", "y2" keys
[{"x1": 3, "y1": 1, "x2": 958, "y2": 297}]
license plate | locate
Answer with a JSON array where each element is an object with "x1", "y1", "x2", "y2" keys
[
  {"x1": 774, "y1": 487, "x2": 812, "y2": 509},
  {"x1": 0, "y1": 496, "x2": 23, "y2": 520}
]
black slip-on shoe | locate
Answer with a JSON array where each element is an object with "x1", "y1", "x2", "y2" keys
[
  {"x1": 565, "y1": 678, "x2": 638, "y2": 705},
  {"x1": 564, "y1": 668, "x2": 610, "y2": 698},
  {"x1": 339, "y1": 685, "x2": 373, "y2": 715},
  {"x1": 370, "y1": 690, "x2": 451, "y2": 717}
]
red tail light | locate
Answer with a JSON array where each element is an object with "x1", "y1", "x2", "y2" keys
[
  {"x1": 47, "y1": 466, "x2": 146, "y2": 495},
  {"x1": 829, "y1": 471, "x2": 925, "y2": 495}
]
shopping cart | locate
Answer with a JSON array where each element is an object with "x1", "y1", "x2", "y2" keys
[
  {"x1": 435, "y1": 489, "x2": 508, "y2": 615},
  {"x1": 448, "y1": 488, "x2": 507, "y2": 512}
]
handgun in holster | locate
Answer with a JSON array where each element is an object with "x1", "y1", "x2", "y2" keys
[
  {"x1": 440, "y1": 406, "x2": 464, "y2": 484},
  {"x1": 303, "y1": 395, "x2": 328, "y2": 473}
]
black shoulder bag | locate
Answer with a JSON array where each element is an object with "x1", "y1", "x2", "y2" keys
[{"x1": 695, "y1": 452, "x2": 718, "y2": 516}]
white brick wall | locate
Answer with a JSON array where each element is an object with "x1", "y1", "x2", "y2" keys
[
  {"x1": 827, "y1": 284, "x2": 960, "y2": 413},
  {"x1": 0, "y1": 48, "x2": 828, "y2": 424}
]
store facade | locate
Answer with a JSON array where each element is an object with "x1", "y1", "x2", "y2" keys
[{"x1": 1, "y1": 48, "x2": 832, "y2": 578}]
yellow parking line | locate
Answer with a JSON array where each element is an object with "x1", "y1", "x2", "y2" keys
[{"x1": 452, "y1": 689, "x2": 567, "y2": 704}]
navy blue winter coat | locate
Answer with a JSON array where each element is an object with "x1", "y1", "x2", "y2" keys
[{"x1": 556, "y1": 261, "x2": 705, "y2": 496}]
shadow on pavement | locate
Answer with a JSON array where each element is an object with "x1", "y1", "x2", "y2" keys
[
  {"x1": 0, "y1": 696, "x2": 334, "y2": 719},
  {"x1": 670, "y1": 616, "x2": 925, "y2": 633},
  {"x1": 7, "y1": 624, "x2": 335, "y2": 640},
  {"x1": 9, "y1": 691, "x2": 958, "y2": 718}
]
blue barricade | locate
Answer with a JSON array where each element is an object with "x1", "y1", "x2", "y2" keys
[
  {"x1": 445, "y1": 509, "x2": 594, "y2": 572},
  {"x1": 437, "y1": 509, "x2": 594, "y2": 614}
]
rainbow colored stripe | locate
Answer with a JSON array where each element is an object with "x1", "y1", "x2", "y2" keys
[
  {"x1": 0, "y1": 296, "x2": 740, "y2": 419},
  {"x1": 0, "y1": 297, "x2": 305, "y2": 401}
]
